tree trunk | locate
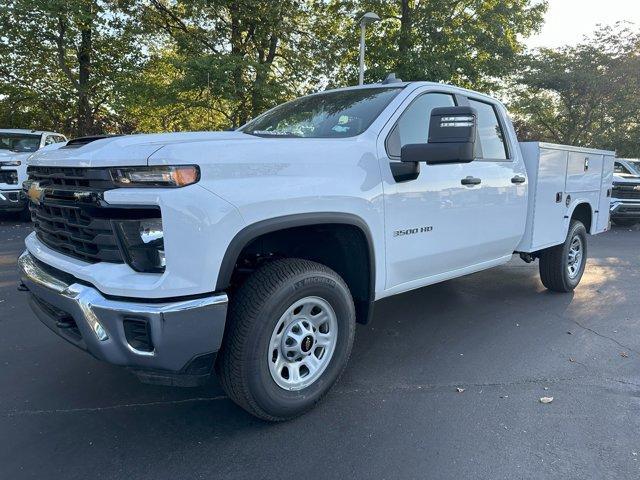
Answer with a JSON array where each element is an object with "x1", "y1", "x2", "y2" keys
[
  {"x1": 76, "y1": 26, "x2": 92, "y2": 137},
  {"x1": 251, "y1": 34, "x2": 278, "y2": 118},
  {"x1": 229, "y1": 4, "x2": 248, "y2": 128},
  {"x1": 397, "y1": 0, "x2": 413, "y2": 80}
]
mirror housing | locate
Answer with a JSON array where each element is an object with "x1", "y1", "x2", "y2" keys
[{"x1": 400, "y1": 106, "x2": 477, "y2": 165}]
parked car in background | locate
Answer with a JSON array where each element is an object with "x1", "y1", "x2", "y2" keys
[
  {"x1": 0, "y1": 129, "x2": 67, "y2": 218},
  {"x1": 611, "y1": 158, "x2": 640, "y2": 227}
]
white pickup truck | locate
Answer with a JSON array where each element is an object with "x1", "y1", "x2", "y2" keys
[
  {"x1": 18, "y1": 81, "x2": 614, "y2": 420},
  {"x1": 0, "y1": 129, "x2": 67, "y2": 217}
]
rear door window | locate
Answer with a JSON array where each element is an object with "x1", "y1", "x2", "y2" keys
[{"x1": 468, "y1": 99, "x2": 508, "y2": 160}]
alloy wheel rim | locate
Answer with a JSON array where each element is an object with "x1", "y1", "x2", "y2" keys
[
  {"x1": 268, "y1": 296, "x2": 338, "y2": 391},
  {"x1": 567, "y1": 235, "x2": 583, "y2": 279}
]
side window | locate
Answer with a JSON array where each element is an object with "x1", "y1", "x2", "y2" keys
[
  {"x1": 614, "y1": 162, "x2": 631, "y2": 174},
  {"x1": 386, "y1": 93, "x2": 456, "y2": 158},
  {"x1": 44, "y1": 135, "x2": 56, "y2": 146},
  {"x1": 468, "y1": 99, "x2": 508, "y2": 160},
  {"x1": 54, "y1": 135, "x2": 66, "y2": 143}
]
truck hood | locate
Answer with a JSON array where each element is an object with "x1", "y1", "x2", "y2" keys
[
  {"x1": 613, "y1": 173, "x2": 640, "y2": 185},
  {"x1": 0, "y1": 150, "x2": 31, "y2": 165},
  {"x1": 27, "y1": 131, "x2": 252, "y2": 168}
]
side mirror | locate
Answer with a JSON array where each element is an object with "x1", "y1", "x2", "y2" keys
[{"x1": 401, "y1": 106, "x2": 477, "y2": 165}]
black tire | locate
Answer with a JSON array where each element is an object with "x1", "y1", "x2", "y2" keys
[
  {"x1": 539, "y1": 220, "x2": 587, "y2": 292},
  {"x1": 612, "y1": 218, "x2": 639, "y2": 227},
  {"x1": 215, "y1": 258, "x2": 356, "y2": 421}
]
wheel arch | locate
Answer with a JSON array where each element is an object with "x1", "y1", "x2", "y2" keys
[
  {"x1": 568, "y1": 201, "x2": 594, "y2": 233},
  {"x1": 215, "y1": 213, "x2": 376, "y2": 324}
]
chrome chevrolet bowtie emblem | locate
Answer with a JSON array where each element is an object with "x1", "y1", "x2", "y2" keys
[
  {"x1": 634, "y1": 185, "x2": 640, "y2": 191},
  {"x1": 27, "y1": 181, "x2": 45, "y2": 206}
]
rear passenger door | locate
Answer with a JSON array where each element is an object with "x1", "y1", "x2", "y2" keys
[{"x1": 464, "y1": 96, "x2": 527, "y2": 263}]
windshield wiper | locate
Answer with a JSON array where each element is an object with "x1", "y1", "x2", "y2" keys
[{"x1": 245, "y1": 130, "x2": 302, "y2": 138}]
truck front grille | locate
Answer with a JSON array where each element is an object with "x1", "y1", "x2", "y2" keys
[
  {"x1": 27, "y1": 166, "x2": 160, "y2": 265},
  {"x1": 0, "y1": 170, "x2": 18, "y2": 185},
  {"x1": 27, "y1": 165, "x2": 116, "y2": 189},
  {"x1": 612, "y1": 183, "x2": 640, "y2": 201},
  {"x1": 31, "y1": 201, "x2": 124, "y2": 263}
]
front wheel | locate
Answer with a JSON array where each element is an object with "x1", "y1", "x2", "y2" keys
[
  {"x1": 215, "y1": 258, "x2": 356, "y2": 421},
  {"x1": 539, "y1": 220, "x2": 587, "y2": 292}
]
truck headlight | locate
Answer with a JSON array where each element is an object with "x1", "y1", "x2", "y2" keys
[
  {"x1": 114, "y1": 218, "x2": 166, "y2": 273},
  {"x1": 0, "y1": 160, "x2": 21, "y2": 167},
  {"x1": 110, "y1": 166, "x2": 199, "y2": 187}
]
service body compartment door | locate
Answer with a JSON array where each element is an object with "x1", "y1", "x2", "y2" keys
[
  {"x1": 530, "y1": 147, "x2": 569, "y2": 248},
  {"x1": 566, "y1": 152, "x2": 603, "y2": 193}
]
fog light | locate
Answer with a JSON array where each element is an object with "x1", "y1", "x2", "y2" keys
[{"x1": 114, "y1": 218, "x2": 165, "y2": 273}]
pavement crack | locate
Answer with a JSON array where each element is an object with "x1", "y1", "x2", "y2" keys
[
  {"x1": 2, "y1": 395, "x2": 228, "y2": 417},
  {"x1": 571, "y1": 318, "x2": 640, "y2": 356},
  {"x1": 4, "y1": 376, "x2": 640, "y2": 417}
]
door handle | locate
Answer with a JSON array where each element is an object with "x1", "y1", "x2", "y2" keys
[
  {"x1": 511, "y1": 175, "x2": 526, "y2": 184},
  {"x1": 461, "y1": 176, "x2": 481, "y2": 186}
]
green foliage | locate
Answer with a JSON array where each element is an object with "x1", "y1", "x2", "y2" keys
[
  {"x1": 318, "y1": 0, "x2": 547, "y2": 90},
  {"x1": 509, "y1": 23, "x2": 640, "y2": 157},
  {"x1": 1, "y1": 0, "x2": 547, "y2": 135},
  {"x1": 0, "y1": 0, "x2": 144, "y2": 136},
  {"x1": 125, "y1": 0, "x2": 326, "y2": 131}
]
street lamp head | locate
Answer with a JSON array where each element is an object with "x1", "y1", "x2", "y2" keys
[{"x1": 359, "y1": 12, "x2": 380, "y2": 26}]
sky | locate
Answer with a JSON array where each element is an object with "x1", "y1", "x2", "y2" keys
[{"x1": 526, "y1": 0, "x2": 640, "y2": 49}]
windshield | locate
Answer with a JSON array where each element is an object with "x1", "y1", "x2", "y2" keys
[
  {"x1": 241, "y1": 87, "x2": 403, "y2": 138},
  {"x1": 628, "y1": 161, "x2": 640, "y2": 175},
  {"x1": 0, "y1": 133, "x2": 41, "y2": 153}
]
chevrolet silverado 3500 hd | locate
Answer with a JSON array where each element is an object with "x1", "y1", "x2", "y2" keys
[{"x1": 18, "y1": 81, "x2": 614, "y2": 420}]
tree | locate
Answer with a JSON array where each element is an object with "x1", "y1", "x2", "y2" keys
[
  {"x1": 128, "y1": 0, "x2": 326, "y2": 130},
  {"x1": 509, "y1": 23, "x2": 640, "y2": 157},
  {"x1": 0, "y1": 0, "x2": 144, "y2": 136},
  {"x1": 316, "y1": 0, "x2": 547, "y2": 90}
]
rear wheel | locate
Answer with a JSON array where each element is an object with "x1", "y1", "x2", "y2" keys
[
  {"x1": 215, "y1": 258, "x2": 356, "y2": 421},
  {"x1": 539, "y1": 220, "x2": 587, "y2": 292}
]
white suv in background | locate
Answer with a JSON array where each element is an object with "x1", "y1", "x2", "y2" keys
[{"x1": 0, "y1": 129, "x2": 67, "y2": 218}]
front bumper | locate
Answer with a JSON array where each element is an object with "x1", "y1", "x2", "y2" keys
[
  {"x1": 18, "y1": 251, "x2": 228, "y2": 386},
  {"x1": 0, "y1": 189, "x2": 26, "y2": 211},
  {"x1": 610, "y1": 201, "x2": 640, "y2": 220}
]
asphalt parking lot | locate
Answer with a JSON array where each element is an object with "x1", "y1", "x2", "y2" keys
[{"x1": 1, "y1": 216, "x2": 639, "y2": 480}]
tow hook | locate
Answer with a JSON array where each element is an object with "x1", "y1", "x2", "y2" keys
[{"x1": 17, "y1": 282, "x2": 29, "y2": 292}]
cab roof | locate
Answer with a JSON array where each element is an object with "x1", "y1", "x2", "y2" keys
[{"x1": 321, "y1": 80, "x2": 502, "y2": 106}]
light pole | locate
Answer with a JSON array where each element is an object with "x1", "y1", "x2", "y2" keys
[{"x1": 358, "y1": 12, "x2": 380, "y2": 85}]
